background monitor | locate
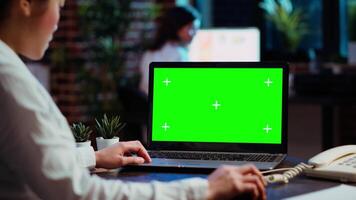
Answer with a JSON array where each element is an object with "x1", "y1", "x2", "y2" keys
[{"x1": 189, "y1": 28, "x2": 260, "y2": 62}]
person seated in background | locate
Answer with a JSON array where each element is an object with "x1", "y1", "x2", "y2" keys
[
  {"x1": 139, "y1": 6, "x2": 201, "y2": 94},
  {"x1": 0, "y1": 0, "x2": 266, "y2": 199}
]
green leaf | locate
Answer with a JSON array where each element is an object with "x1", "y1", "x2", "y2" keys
[
  {"x1": 260, "y1": 0, "x2": 309, "y2": 52},
  {"x1": 95, "y1": 114, "x2": 126, "y2": 139},
  {"x1": 71, "y1": 122, "x2": 92, "y2": 142}
]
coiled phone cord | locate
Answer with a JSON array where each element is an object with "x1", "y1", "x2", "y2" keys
[{"x1": 262, "y1": 163, "x2": 314, "y2": 184}]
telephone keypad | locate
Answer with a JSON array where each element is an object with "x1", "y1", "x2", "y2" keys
[{"x1": 339, "y1": 155, "x2": 356, "y2": 168}]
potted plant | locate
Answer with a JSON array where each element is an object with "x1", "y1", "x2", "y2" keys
[
  {"x1": 259, "y1": 0, "x2": 308, "y2": 53},
  {"x1": 71, "y1": 122, "x2": 92, "y2": 147},
  {"x1": 348, "y1": 5, "x2": 356, "y2": 64},
  {"x1": 95, "y1": 114, "x2": 126, "y2": 150}
]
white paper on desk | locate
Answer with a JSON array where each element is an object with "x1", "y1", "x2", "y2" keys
[{"x1": 283, "y1": 184, "x2": 356, "y2": 200}]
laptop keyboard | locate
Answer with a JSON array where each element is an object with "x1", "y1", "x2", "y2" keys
[{"x1": 149, "y1": 151, "x2": 281, "y2": 162}]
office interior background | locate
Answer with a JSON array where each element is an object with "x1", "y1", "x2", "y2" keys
[{"x1": 27, "y1": 0, "x2": 356, "y2": 159}]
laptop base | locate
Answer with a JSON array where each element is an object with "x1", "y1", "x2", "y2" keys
[{"x1": 133, "y1": 156, "x2": 285, "y2": 171}]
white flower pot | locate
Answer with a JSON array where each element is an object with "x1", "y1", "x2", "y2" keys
[
  {"x1": 76, "y1": 141, "x2": 91, "y2": 148},
  {"x1": 96, "y1": 137, "x2": 120, "y2": 150},
  {"x1": 348, "y1": 42, "x2": 356, "y2": 64}
]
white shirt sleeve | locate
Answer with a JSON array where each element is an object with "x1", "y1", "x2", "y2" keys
[
  {"x1": 76, "y1": 146, "x2": 96, "y2": 169},
  {"x1": 0, "y1": 40, "x2": 209, "y2": 200},
  {"x1": 85, "y1": 176, "x2": 208, "y2": 200}
]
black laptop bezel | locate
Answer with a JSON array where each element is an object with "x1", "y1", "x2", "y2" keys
[{"x1": 147, "y1": 62, "x2": 288, "y2": 154}]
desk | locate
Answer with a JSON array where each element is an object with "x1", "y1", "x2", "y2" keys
[{"x1": 95, "y1": 157, "x2": 355, "y2": 199}]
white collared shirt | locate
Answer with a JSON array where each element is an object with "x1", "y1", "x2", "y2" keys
[{"x1": 0, "y1": 40, "x2": 207, "y2": 200}]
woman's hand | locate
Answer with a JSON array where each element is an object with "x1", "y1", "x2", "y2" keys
[
  {"x1": 207, "y1": 165, "x2": 267, "y2": 200},
  {"x1": 95, "y1": 140, "x2": 151, "y2": 169}
]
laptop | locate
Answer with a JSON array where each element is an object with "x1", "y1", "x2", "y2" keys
[{"x1": 140, "y1": 62, "x2": 288, "y2": 170}]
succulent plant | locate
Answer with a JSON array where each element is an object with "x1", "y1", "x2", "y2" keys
[
  {"x1": 95, "y1": 114, "x2": 126, "y2": 139},
  {"x1": 71, "y1": 122, "x2": 92, "y2": 143}
]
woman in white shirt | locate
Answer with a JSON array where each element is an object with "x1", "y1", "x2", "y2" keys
[
  {"x1": 0, "y1": 1, "x2": 266, "y2": 199},
  {"x1": 140, "y1": 6, "x2": 201, "y2": 94}
]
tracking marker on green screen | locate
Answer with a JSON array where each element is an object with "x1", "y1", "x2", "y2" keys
[{"x1": 151, "y1": 67, "x2": 283, "y2": 144}]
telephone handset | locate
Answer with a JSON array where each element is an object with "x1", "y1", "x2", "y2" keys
[
  {"x1": 305, "y1": 145, "x2": 356, "y2": 182},
  {"x1": 263, "y1": 145, "x2": 356, "y2": 184}
]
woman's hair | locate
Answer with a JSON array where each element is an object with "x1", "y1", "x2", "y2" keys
[
  {"x1": 149, "y1": 6, "x2": 200, "y2": 51},
  {"x1": 0, "y1": 0, "x2": 52, "y2": 24},
  {"x1": 0, "y1": 1, "x2": 13, "y2": 22}
]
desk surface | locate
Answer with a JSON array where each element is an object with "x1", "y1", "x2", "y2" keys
[{"x1": 95, "y1": 157, "x2": 356, "y2": 199}]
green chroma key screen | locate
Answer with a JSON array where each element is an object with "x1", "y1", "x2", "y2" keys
[{"x1": 151, "y1": 67, "x2": 283, "y2": 144}]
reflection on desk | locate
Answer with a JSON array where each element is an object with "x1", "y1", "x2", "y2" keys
[{"x1": 94, "y1": 157, "x2": 356, "y2": 200}]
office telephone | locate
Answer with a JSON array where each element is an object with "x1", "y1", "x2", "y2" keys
[{"x1": 263, "y1": 145, "x2": 356, "y2": 184}]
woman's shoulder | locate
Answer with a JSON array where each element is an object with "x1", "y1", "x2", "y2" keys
[
  {"x1": 159, "y1": 42, "x2": 189, "y2": 61},
  {"x1": 141, "y1": 42, "x2": 189, "y2": 62},
  {"x1": 0, "y1": 58, "x2": 50, "y2": 113}
]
